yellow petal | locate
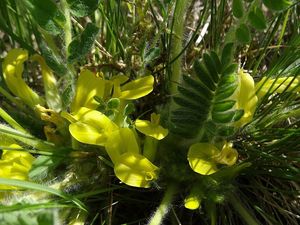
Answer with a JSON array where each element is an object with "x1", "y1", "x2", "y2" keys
[
  {"x1": 69, "y1": 108, "x2": 118, "y2": 146},
  {"x1": 2, "y1": 49, "x2": 44, "y2": 108},
  {"x1": 0, "y1": 144, "x2": 34, "y2": 190},
  {"x1": 119, "y1": 75, "x2": 154, "y2": 99},
  {"x1": 135, "y1": 119, "x2": 168, "y2": 140},
  {"x1": 71, "y1": 69, "x2": 105, "y2": 113},
  {"x1": 235, "y1": 70, "x2": 258, "y2": 127},
  {"x1": 114, "y1": 152, "x2": 159, "y2": 188},
  {"x1": 69, "y1": 122, "x2": 106, "y2": 145},
  {"x1": 31, "y1": 55, "x2": 62, "y2": 111},
  {"x1": 111, "y1": 75, "x2": 129, "y2": 84},
  {"x1": 184, "y1": 196, "x2": 201, "y2": 210},
  {"x1": 105, "y1": 128, "x2": 140, "y2": 164},
  {"x1": 187, "y1": 143, "x2": 219, "y2": 175},
  {"x1": 213, "y1": 142, "x2": 238, "y2": 166},
  {"x1": 256, "y1": 76, "x2": 300, "y2": 99}
]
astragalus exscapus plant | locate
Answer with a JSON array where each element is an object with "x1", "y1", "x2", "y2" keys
[{"x1": 0, "y1": 0, "x2": 299, "y2": 224}]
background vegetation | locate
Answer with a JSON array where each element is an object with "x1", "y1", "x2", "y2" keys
[{"x1": 0, "y1": 0, "x2": 300, "y2": 224}]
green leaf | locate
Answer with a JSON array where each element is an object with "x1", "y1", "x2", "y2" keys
[
  {"x1": 262, "y1": 0, "x2": 292, "y2": 11},
  {"x1": 212, "y1": 100, "x2": 236, "y2": 112},
  {"x1": 223, "y1": 63, "x2": 238, "y2": 76},
  {"x1": 62, "y1": 83, "x2": 74, "y2": 108},
  {"x1": 29, "y1": 155, "x2": 64, "y2": 180},
  {"x1": 236, "y1": 24, "x2": 251, "y2": 44},
  {"x1": 23, "y1": 0, "x2": 65, "y2": 35},
  {"x1": 221, "y1": 43, "x2": 234, "y2": 70},
  {"x1": 171, "y1": 50, "x2": 240, "y2": 139},
  {"x1": 0, "y1": 178, "x2": 87, "y2": 211},
  {"x1": 39, "y1": 42, "x2": 67, "y2": 76},
  {"x1": 124, "y1": 103, "x2": 135, "y2": 116},
  {"x1": 233, "y1": 0, "x2": 244, "y2": 18},
  {"x1": 248, "y1": 7, "x2": 267, "y2": 30},
  {"x1": 144, "y1": 47, "x2": 161, "y2": 66},
  {"x1": 67, "y1": 23, "x2": 100, "y2": 63},
  {"x1": 193, "y1": 60, "x2": 216, "y2": 90},
  {"x1": 107, "y1": 98, "x2": 120, "y2": 109},
  {"x1": 212, "y1": 110, "x2": 237, "y2": 123},
  {"x1": 67, "y1": 0, "x2": 100, "y2": 17}
]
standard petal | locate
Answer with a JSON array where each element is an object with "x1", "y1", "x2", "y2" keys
[
  {"x1": 235, "y1": 70, "x2": 258, "y2": 126},
  {"x1": 187, "y1": 143, "x2": 219, "y2": 175},
  {"x1": 105, "y1": 128, "x2": 139, "y2": 164},
  {"x1": 32, "y1": 55, "x2": 62, "y2": 111},
  {"x1": 71, "y1": 69, "x2": 105, "y2": 113},
  {"x1": 135, "y1": 119, "x2": 168, "y2": 140},
  {"x1": 119, "y1": 75, "x2": 154, "y2": 99},
  {"x1": 79, "y1": 108, "x2": 118, "y2": 132},
  {"x1": 69, "y1": 108, "x2": 118, "y2": 146},
  {"x1": 2, "y1": 49, "x2": 44, "y2": 108},
  {"x1": 69, "y1": 122, "x2": 107, "y2": 146},
  {"x1": 114, "y1": 152, "x2": 159, "y2": 188}
]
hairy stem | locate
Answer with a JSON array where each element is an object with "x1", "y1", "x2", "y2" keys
[
  {"x1": 147, "y1": 183, "x2": 177, "y2": 225},
  {"x1": 169, "y1": 0, "x2": 190, "y2": 95},
  {"x1": 61, "y1": 0, "x2": 72, "y2": 57}
]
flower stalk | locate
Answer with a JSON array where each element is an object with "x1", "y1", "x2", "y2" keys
[{"x1": 147, "y1": 183, "x2": 178, "y2": 225}]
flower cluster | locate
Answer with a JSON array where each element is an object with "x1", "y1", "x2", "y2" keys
[
  {"x1": 62, "y1": 69, "x2": 168, "y2": 188},
  {"x1": 2, "y1": 48, "x2": 298, "y2": 210}
]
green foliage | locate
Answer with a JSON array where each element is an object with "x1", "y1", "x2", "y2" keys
[
  {"x1": 0, "y1": 178, "x2": 87, "y2": 211},
  {"x1": 39, "y1": 42, "x2": 67, "y2": 76},
  {"x1": 248, "y1": 7, "x2": 267, "y2": 30},
  {"x1": 232, "y1": 0, "x2": 244, "y2": 18},
  {"x1": 171, "y1": 45, "x2": 241, "y2": 140},
  {"x1": 23, "y1": 0, "x2": 66, "y2": 35},
  {"x1": 236, "y1": 23, "x2": 251, "y2": 43},
  {"x1": 67, "y1": 23, "x2": 99, "y2": 63},
  {"x1": 262, "y1": 0, "x2": 293, "y2": 11},
  {"x1": 0, "y1": 0, "x2": 300, "y2": 224},
  {"x1": 29, "y1": 155, "x2": 65, "y2": 180},
  {"x1": 67, "y1": 0, "x2": 100, "y2": 17}
]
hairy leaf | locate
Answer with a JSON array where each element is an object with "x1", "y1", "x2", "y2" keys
[
  {"x1": 67, "y1": 0, "x2": 100, "y2": 17},
  {"x1": 68, "y1": 23, "x2": 100, "y2": 63},
  {"x1": 23, "y1": 0, "x2": 65, "y2": 35}
]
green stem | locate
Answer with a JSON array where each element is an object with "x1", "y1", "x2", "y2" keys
[
  {"x1": 229, "y1": 194, "x2": 259, "y2": 225},
  {"x1": 61, "y1": 0, "x2": 72, "y2": 56},
  {"x1": 147, "y1": 183, "x2": 177, "y2": 225},
  {"x1": 166, "y1": 0, "x2": 190, "y2": 126},
  {"x1": 0, "y1": 107, "x2": 26, "y2": 132},
  {"x1": 169, "y1": 0, "x2": 190, "y2": 95}
]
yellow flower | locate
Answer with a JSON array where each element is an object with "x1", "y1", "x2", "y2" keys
[
  {"x1": 184, "y1": 195, "x2": 201, "y2": 210},
  {"x1": 31, "y1": 55, "x2": 62, "y2": 112},
  {"x1": 2, "y1": 49, "x2": 44, "y2": 109},
  {"x1": 114, "y1": 152, "x2": 159, "y2": 188},
  {"x1": 69, "y1": 107, "x2": 119, "y2": 146},
  {"x1": 69, "y1": 112, "x2": 159, "y2": 188},
  {"x1": 110, "y1": 75, "x2": 154, "y2": 100},
  {"x1": 0, "y1": 144, "x2": 35, "y2": 189},
  {"x1": 188, "y1": 143, "x2": 219, "y2": 175},
  {"x1": 234, "y1": 70, "x2": 258, "y2": 127},
  {"x1": 187, "y1": 142, "x2": 238, "y2": 175},
  {"x1": 106, "y1": 128, "x2": 158, "y2": 188},
  {"x1": 256, "y1": 76, "x2": 300, "y2": 99},
  {"x1": 135, "y1": 113, "x2": 168, "y2": 140},
  {"x1": 212, "y1": 142, "x2": 238, "y2": 166},
  {"x1": 71, "y1": 69, "x2": 106, "y2": 113}
]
